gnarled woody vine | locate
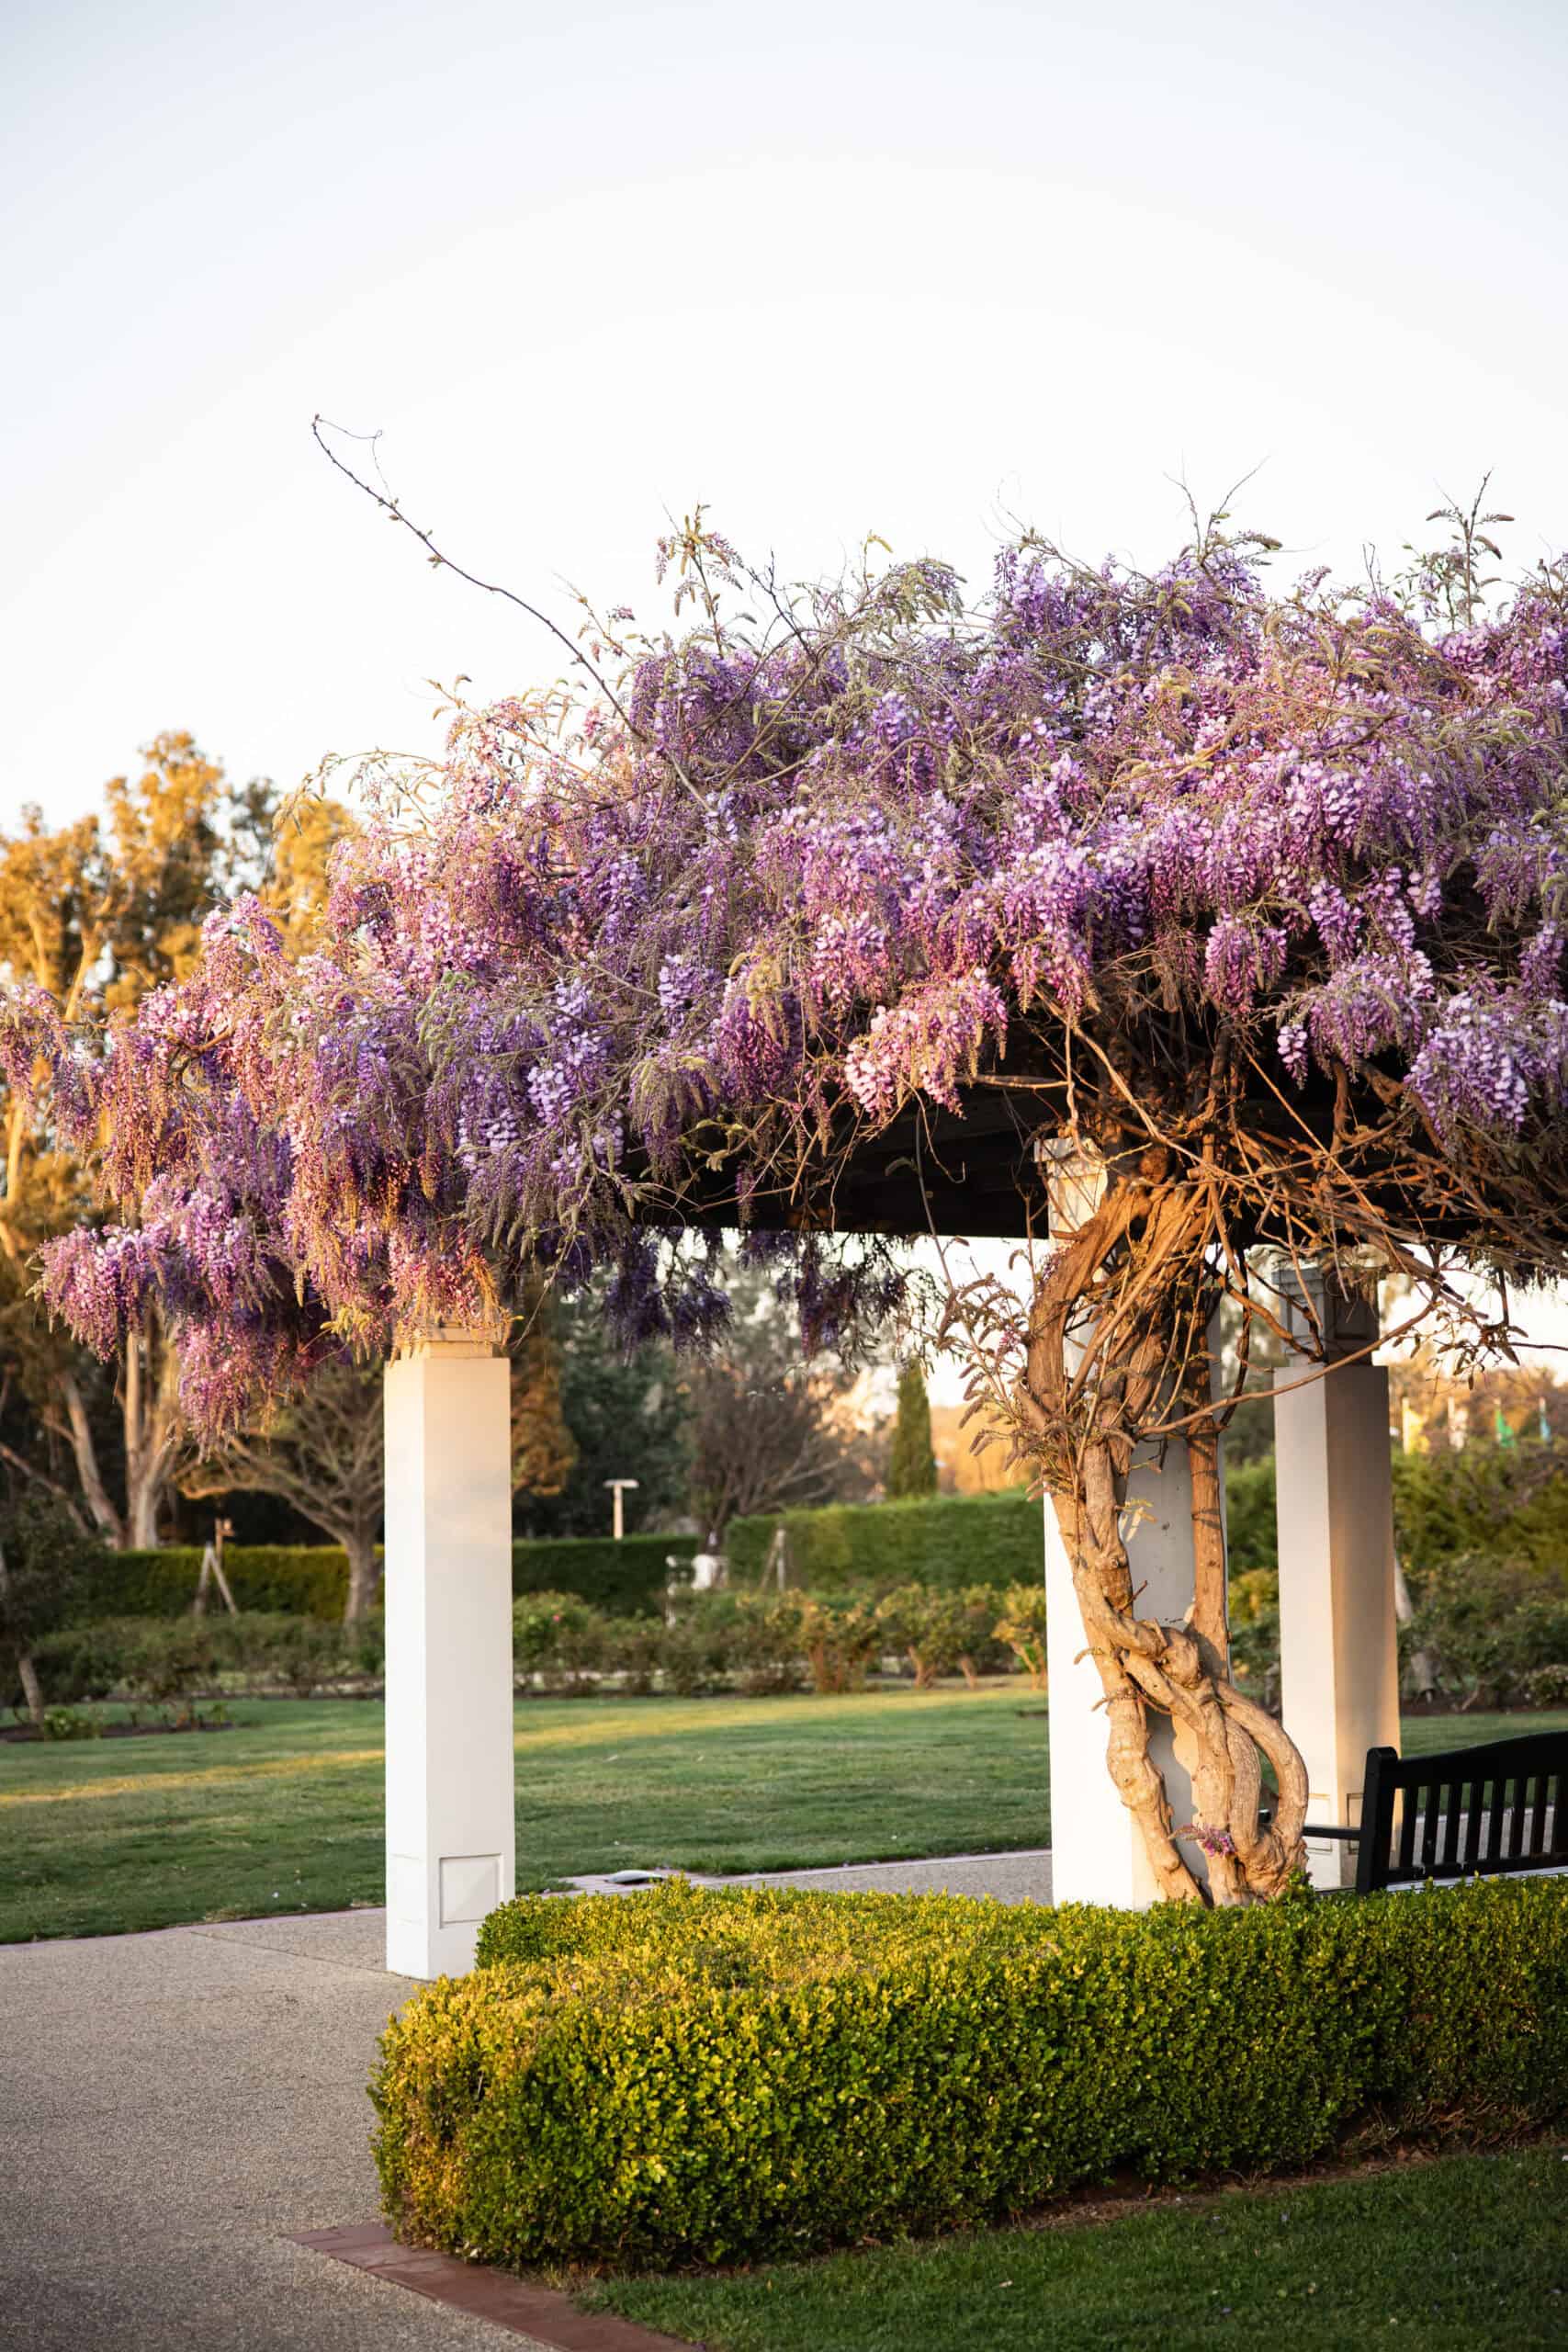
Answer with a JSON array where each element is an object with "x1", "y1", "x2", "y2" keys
[{"x1": 13, "y1": 469, "x2": 1568, "y2": 1905}]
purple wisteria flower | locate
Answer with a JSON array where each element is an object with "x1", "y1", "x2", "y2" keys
[{"x1": 17, "y1": 513, "x2": 1568, "y2": 1433}]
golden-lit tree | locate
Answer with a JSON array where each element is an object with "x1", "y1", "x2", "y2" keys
[{"x1": 0, "y1": 737, "x2": 350, "y2": 1546}]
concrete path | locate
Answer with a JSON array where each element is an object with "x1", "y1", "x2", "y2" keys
[
  {"x1": 0, "y1": 1909, "x2": 536, "y2": 2352},
  {"x1": 563, "y1": 1844, "x2": 1055, "y2": 1904},
  {"x1": 0, "y1": 1849, "x2": 1053, "y2": 2352}
]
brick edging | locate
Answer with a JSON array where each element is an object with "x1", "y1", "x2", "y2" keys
[{"x1": 288, "y1": 2223, "x2": 695, "y2": 2351}]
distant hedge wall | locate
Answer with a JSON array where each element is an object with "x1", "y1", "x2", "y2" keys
[
  {"x1": 1211, "y1": 1450, "x2": 1568, "y2": 1589},
  {"x1": 510, "y1": 1533, "x2": 697, "y2": 1615},
  {"x1": 73, "y1": 1545, "x2": 354, "y2": 1622},
  {"x1": 70, "y1": 1532, "x2": 699, "y2": 1623},
  {"x1": 728, "y1": 1492, "x2": 1039, "y2": 1593}
]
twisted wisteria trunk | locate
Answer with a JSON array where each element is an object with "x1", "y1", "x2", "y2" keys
[{"x1": 1025, "y1": 1165, "x2": 1308, "y2": 1906}]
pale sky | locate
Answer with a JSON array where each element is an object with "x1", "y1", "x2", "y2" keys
[
  {"x1": 5, "y1": 0, "x2": 1568, "y2": 820},
  {"x1": 6, "y1": 0, "x2": 1568, "y2": 1379}
]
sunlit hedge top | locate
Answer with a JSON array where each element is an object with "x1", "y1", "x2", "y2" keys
[{"x1": 18, "y1": 514, "x2": 1568, "y2": 1432}]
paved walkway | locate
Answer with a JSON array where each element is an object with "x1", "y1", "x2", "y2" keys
[
  {"x1": 0, "y1": 1908, "x2": 531, "y2": 2352},
  {"x1": 563, "y1": 1844, "x2": 1054, "y2": 1903},
  {"x1": 0, "y1": 1849, "x2": 1052, "y2": 2351}
]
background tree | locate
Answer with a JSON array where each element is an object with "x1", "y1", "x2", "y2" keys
[
  {"x1": 177, "y1": 1361, "x2": 386, "y2": 1620},
  {"x1": 0, "y1": 737, "x2": 265, "y2": 1544},
  {"x1": 682, "y1": 1265, "x2": 864, "y2": 1540},
  {"x1": 513, "y1": 1292, "x2": 687, "y2": 1540},
  {"x1": 0, "y1": 1494, "x2": 99, "y2": 1725},
  {"x1": 886, "y1": 1362, "x2": 938, "y2": 1499},
  {"x1": 509, "y1": 1295, "x2": 577, "y2": 1511},
  {"x1": 0, "y1": 743, "x2": 353, "y2": 1549},
  {"x1": 180, "y1": 1305, "x2": 574, "y2": 1621}
]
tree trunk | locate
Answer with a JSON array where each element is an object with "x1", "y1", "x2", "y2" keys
[
  {"x1": 1026, "y1": 1168, "x2": 1309, "y2": 1906},
  {"x1": 58, "y1": 1372, "x2": 127, "y2": 1548},
  {"x1": 126, "y1": 1481, "x2": 161, "y2": 1551},
  {"x1": 1393, "y1": 1550, "x2": 1438, "y2": 1699},
  {"x1": 344, "y1": 1531, "x2": 382, "y2": 1624},
  {"x1": 122, "y1": 1315, "x2": 183, "y2": 1550},
  {"x1": 16, "y1": 1647, "x2": 44, "y2": 1728},
  {"x1": 0, "y1": 1536, "x2": 45, "y2": 1728}
]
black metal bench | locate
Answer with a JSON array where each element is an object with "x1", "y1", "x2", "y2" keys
[{"x1": 1292, "y1": 1728, "x2": 1568, "y2": 1894}]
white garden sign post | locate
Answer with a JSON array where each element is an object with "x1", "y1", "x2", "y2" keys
[
  {"x1": 1273, "y1": 1268, "x2": 1400, "y2": 1890},
  {"x1": 384, "y1": 1326, "x2": 515, "y2": 1978}
]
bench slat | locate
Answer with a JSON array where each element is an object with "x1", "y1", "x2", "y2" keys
[{"x1": 1442, "y1": 1770, "x2": 1465, "y2": 1871}]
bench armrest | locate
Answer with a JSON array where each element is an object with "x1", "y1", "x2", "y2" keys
[{"x1": 1258, "y1": 1809, "x2": 1360, "y2": 1844}]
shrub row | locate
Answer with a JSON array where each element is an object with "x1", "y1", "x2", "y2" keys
[
  {"x1": 1221, "y1": 1448, "x2": 1568, "y2": 1589},
  {"x1": 375, "y1": 1873, "x2": 1568, "y2": 2268},
  {"x1": 1404, "y1": 1554, "x2": 1568, "y2": 1709},
  {"x1": 52, "y1": 1552, "x2": 1563, "y2": 1714},
  {"x1": 19, "y1": 1581, "x2": 1048, "y2": 1713},
  {"x1": 28, "y1": 1611, "x2": 384, "y2": 1706},
  {"x1": 1218, "y1": 1553, "x2": 1568, "y2": 1714},
  {"x1": 728, "y1": 1490, "x2": 1040, "y2": 1592},
  {"x1": 513, "y1": 1589, "x2": 807, "y2": 1699},
  {"x1": 513, "y1": 1584, "x2": 1049, "y2": 1697},
  {"x1": 66, "y1": 1532, "x2": 700, "y2": 1625}
]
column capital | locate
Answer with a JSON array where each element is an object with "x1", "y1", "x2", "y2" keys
[
  {"x1": 1032, "y1": 1134, "x2": 1107, "y2": 1238},
  {"x1": 1266, "y1": 1255, "x2": 1380, "y2": 1360},
  {"x1": 393, "y1": 1315, "x2": 508, "y2": 1361}
]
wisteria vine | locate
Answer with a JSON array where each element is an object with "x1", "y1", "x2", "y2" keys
[{"x1": 15, "y1": 490, "x2": 1568, "y2": 1902}]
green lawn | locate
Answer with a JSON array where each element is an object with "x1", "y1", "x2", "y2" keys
[
  {"x1": 588, "y1": 2144, "x2": 1568, "y2": 2351},
  {"x1": 1, "y1": 1690, "x2": 1562, "y2": 1944}
]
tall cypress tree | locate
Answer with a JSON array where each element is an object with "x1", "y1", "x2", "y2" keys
[{"x1": 886, "y1": 1361, "x2": 938, "y2": 1498}]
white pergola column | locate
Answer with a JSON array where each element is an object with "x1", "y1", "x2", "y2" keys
[
  {"x1": 1037, "y1": 1137, "x2": 1219, "y2": 1906},
  {"x1": 1044, "y1": 1437, "x2": 1213, "y2": 1906},
  {"x1": 1273, "y1": 1272, "x2": 1399, "y2": 1890},
  {"x1": 384, "y1": 1328, "x2": 515, "y2": 1978}
]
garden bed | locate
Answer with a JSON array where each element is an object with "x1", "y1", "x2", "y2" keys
[{"x1": 1, "y1": 1712, "x2": 238, "y2": 1744}]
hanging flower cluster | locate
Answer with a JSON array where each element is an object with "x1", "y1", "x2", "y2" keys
[{"x1": 22, "y1": 514, "x2": 1568, "y2": 1435}]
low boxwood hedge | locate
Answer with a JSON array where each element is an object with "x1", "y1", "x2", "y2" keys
[{"x1": 373, "y1": 1874, "x2": 1568, "y2": 2269}]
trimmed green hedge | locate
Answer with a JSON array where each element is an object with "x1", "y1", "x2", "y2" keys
[
  {"x1": 67, "y1": 1532, "x2": 699, "y2": 1623},
  {"x1": 728, "y1": 1491, "x2": 1039, "y2": 1593},
  {"x1": 510, "y1": 1533, "x2": 697, "y2": 1616},
  {"x1": 1218, "y1": 1449, "x2": 1568, "y2": 1589},
  {"x1": 73, "y1": 1545, "x2": 355, "y2": 1622},
  {"x1": 375, "y1": 1874, "x2": 1568, "y2": 2269}
]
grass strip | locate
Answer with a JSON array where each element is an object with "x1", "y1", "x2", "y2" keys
[
  {"x1": 587, "y1": 2143, "x2": 1568, "y2": 2351},
  {"x1": 1, "y1": 1693, "x2": 1560, "y2": 1944}
]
